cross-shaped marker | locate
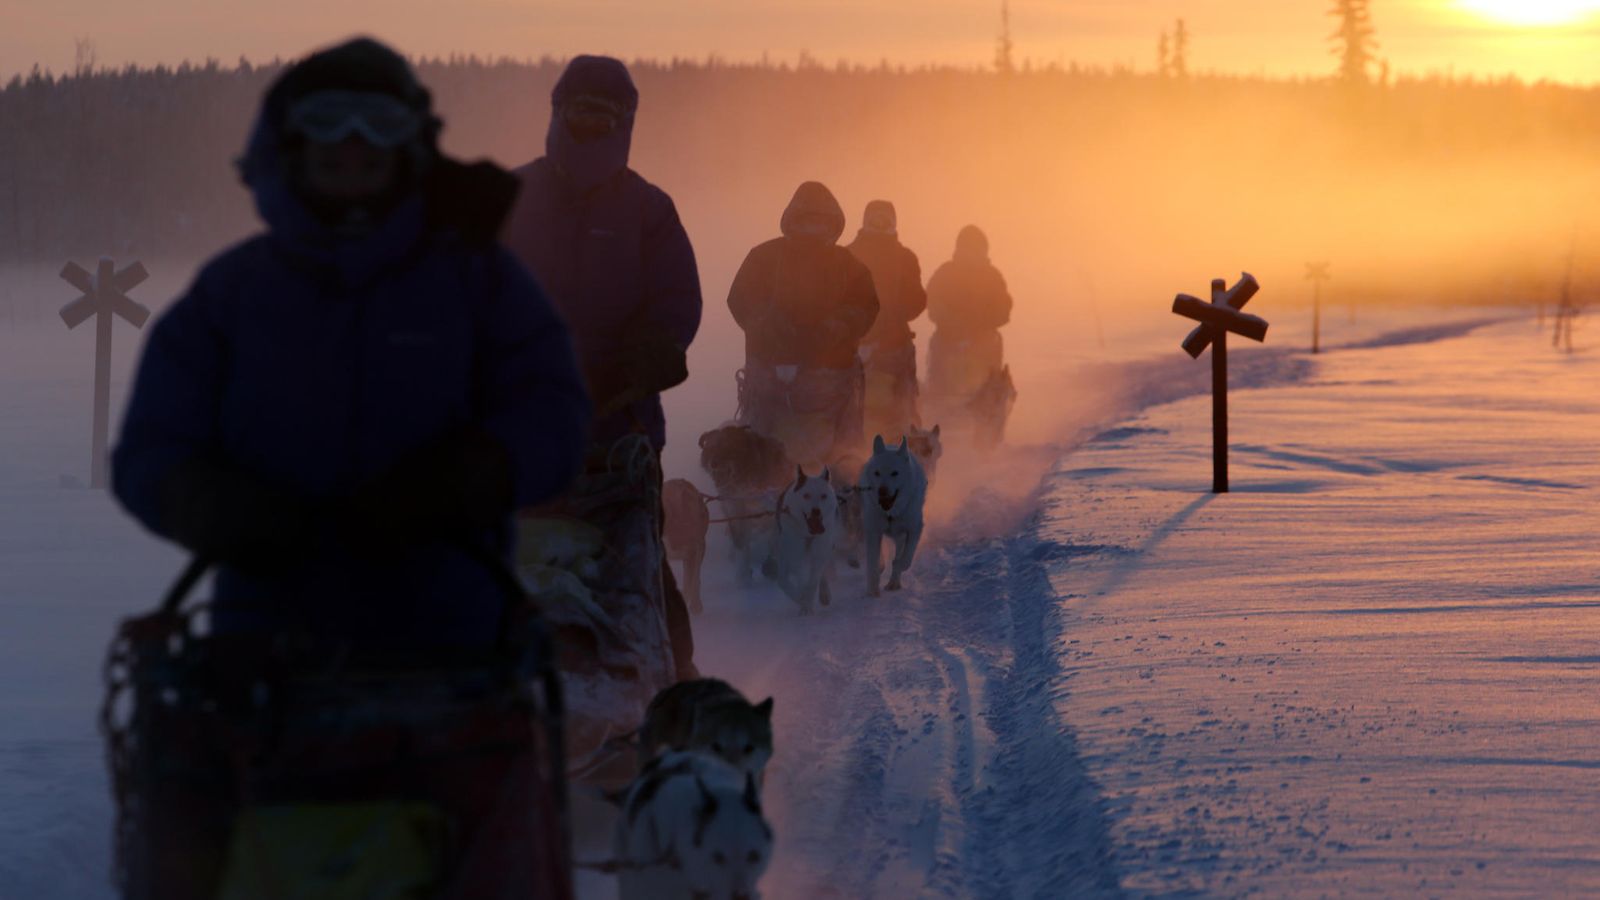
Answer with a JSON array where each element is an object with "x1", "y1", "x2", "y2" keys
[
  {"x1": 1305, "y1": 262, "x2": 1331, "y2": 354},
  {"x1": 60, "y1": 258, "x2": 151, "y2": 489},
  {"x1": 1171, "y1": 272, "x2": 1269, "y2": 493}
]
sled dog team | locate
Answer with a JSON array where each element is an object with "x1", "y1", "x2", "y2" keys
[
  {"x1": 672, "y1": 423, "x2": 942, "y2": 617},
  {"x1": 626, "y1": 429, "x2": 937, "y2": 897}
]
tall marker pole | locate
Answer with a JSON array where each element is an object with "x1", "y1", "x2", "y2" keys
[
  {"x1": 1212, "y1": 296, "x2": 1228, "y2": 492},
  {"x1": 1306, "y1": 262, "x2": 1330, "y2": 355}
]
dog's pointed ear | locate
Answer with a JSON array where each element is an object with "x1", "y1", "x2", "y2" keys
[
  {"x1": 744, "y1": 773, "x2": 762, "y2": 815},
  {"x1": 873, "y1": 434, "x2": 886, "y2": 453},
  {"x1": 795, "y1": 465, "x2": 807, "y2": 486},
  {"x1": 821, "y1": 466, "x2": 831, "y2": 483},
  {"x1": 897, "y1": 436, "x2": 909, "y2": 454},
  {"x1": 931, "y1": 424, "x2": 941, "y2": 438},
  {"x1": 755, "y1": 697, "x2": 774, "y2": 718}
]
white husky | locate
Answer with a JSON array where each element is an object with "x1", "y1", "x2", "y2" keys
[
  {"x1": 772, "y1": 465, "x2": 839, "y2": 614},
  {"x1": 860, "y1": 435, "x2": 928, "y2": 596},
  {"x1": 614, "y1": 750, "x2": 774, "y2": 900}
]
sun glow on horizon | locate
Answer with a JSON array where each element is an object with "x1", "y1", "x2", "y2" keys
[{"x1": 1458, "y1": 0, "x2": 1600, "y2": 26}]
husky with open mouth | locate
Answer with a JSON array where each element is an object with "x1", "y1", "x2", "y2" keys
[
  {"x1": 860, "y1": 434, "x2": 928, "y2": 596},
  {"x1": 771, "y1": 465, "x2": 839, "y2": 614}
]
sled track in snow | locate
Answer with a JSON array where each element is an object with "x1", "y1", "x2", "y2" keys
[
  {"x1": 932, "y1": 536, "x2": 1126, "y2": 898},
  {"x1": 754, "y1": 535, "x2": 1126, "y2": 898}
]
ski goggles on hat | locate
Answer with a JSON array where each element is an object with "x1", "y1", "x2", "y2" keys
[{"x1": 286, "y1": 90, "x2": 424, "y2": 148}]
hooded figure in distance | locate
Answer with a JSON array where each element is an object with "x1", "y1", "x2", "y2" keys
[
  {"x1": 846, "y1": 199, "x2": 926, "y2": 443},
  {"x1": 111, "y1": 37, "x2": 587, "y2": 895},
  {"x1": 924, "y1": 224, "x2": 1013, "y2": 422},
  {"x1": 502, "y1": 55, "x2": 703, "y2": 679},
  {"x1": 727, "y1": 181, "x2": 879, "y2": 467}
]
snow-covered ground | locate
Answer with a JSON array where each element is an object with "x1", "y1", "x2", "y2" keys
[
  {"x1": 1034, "y1": 317, "x2": 1599, "y2": 896},
  {"x1": 1, "y1": 261, "x2": 1577, "y2": 900},
  {"x1": 590, "y1": 311, "x2": 1565, "y2": 898}
]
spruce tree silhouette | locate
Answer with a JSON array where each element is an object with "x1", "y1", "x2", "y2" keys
[
  {"x1": 1329, "y1": 0, "x2": 1379, "y2": 85},
  {"x1": 995, "y1": 0, "x2": 1015, "y2": 75}
]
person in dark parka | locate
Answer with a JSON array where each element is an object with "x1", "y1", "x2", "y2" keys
[
  {"x1": 924, "y1": 224, "x2": 1013, "y2": 422},
  {"x1": 846, "y1": 199, "x2": 926, "y2": 442},
  {"x1": 110, "y1": 38, "x2": 589, "y2": 896},
  {"x1": 501, "y1": 55, "x2": 703, "y2": 680},
  {"x1": 114, "y1": 39, "x2": 591, "y2": 647},
  {"x1": 502, "y1": 55, "x2": 701, "y2": 451},
  {"x1": 727, "y1": 181, "x2": 879, "y2": 467}
]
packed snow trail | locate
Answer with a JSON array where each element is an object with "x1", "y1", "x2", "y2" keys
[
  {"x1": 680, "y1": 520, "x2": 1127, "y2": 898},
  {"x1": 1035, "y1": 319, "x2": 1600, "y2": 895}
]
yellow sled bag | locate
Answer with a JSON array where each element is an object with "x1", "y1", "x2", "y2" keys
[{"x1": 220, "y1": 802, "x2": 446, "y2": 900}]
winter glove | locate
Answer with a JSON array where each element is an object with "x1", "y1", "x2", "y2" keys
[
  {"x1": 159, "y1": 458, "x2": 326, "y2": 576},
  {"x1": 340, "y1": 428, "x2": 515, "y2": 555}
]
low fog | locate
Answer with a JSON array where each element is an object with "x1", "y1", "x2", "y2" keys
[{"x1": 5, "y1": 60, "x2": 1596, "y2": 476}]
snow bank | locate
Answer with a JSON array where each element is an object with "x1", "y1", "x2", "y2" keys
[{"x1": 1033, "y1": 318, "x2": 1598, "y2": 894}]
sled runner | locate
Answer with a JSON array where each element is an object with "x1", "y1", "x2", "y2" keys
[
  {"x1": 515, "y1": 435, "x2": 677, "y2": 787},
  {"x1": 100, "y1": 554, "x2": 573, "y2": 900}
]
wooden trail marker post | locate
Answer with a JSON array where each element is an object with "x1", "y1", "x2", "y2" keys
[
  {"x1": 1305, "y1": 262, "x2": 1330, "y2": 354},
  {"x1": 60, "y1": 258, "x2": 150, "y2": 488},
  {"x1": 1172, "y1": 272, "x2": 1269, "y2": 494}
]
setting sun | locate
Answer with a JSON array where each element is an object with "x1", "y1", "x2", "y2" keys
[{"x1": 1458, "y1": 0, "x2": 1600, "y2": 26}]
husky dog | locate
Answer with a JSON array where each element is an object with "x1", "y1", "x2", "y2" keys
[
  {"x1": 829, "y1": 455, "x2": 867, "y2": 570},
  {"x1": 772, "y1": 466, "x2": 839, "y2": 614},
  {"x1": 638, "y1": 678, "x2": 774, "y2": 785},
  {"x1": 969, "y1": 365, "x2": 1017, "y2": 452},
  {"x1": 699, "y1": 424, "x2": 792, "y2": 585},
  {"x1": 662, "y1": 479, "x2": 711, "y2": 614},
  {"x1": 860, "y1": 435, "x2": 928, "y2": 596},
  {"x1": 615, "y1": 750, "x2": 773, "y2": 900},
  {"x1": 905, "y1": 423, "x2": 944, "y2": 486}
]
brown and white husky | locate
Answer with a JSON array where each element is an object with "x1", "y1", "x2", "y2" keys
[{"x1": 638, "y1": 678, "x2": 774, "y2": 786}]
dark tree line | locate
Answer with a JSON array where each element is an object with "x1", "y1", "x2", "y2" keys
[
  {"x1": 5, "y1": 53, "x2": 1600, "y2": 267},
  {"x1": 0, "y1": 59, "x2": 275, "y2": 261}
]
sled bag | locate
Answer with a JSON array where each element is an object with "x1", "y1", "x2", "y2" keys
[
  {"x1": 219, "y1": 802, "x2": 446, "y2": 899},
  {"x1": 101, "y1": 559, "x2": 573, "y2": 900},
  {"x1": 736, "y1": 362, "x2": 865, "y2": 467}
]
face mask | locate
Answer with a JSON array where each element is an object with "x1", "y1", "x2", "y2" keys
[
  {"x1": 790, "y1": 213, "x2": 837, "y2": 240},
  {"x1": 560, "y1": 94, "x2": 630, "y2": 142},
  {"x1": 291, "y1": 137, "x2": 410, "y2": 234}
]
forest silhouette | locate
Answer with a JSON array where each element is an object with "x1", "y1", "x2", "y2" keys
[{"x1": 3, "y1": 53, "x2": 1597, "y2": 309}]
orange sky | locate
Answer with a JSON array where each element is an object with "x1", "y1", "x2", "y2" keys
[{"x1": 3, "y1": 0, "x2": 1599, "y2": 84}]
